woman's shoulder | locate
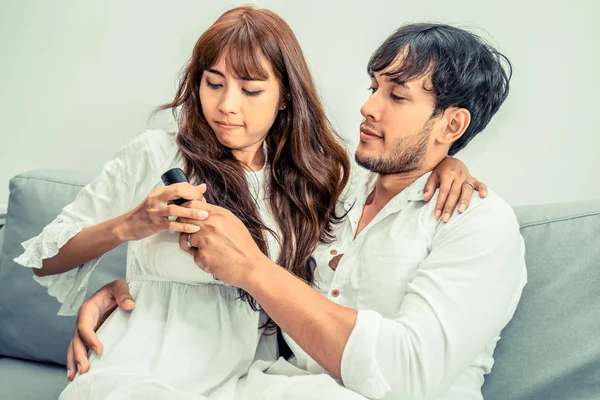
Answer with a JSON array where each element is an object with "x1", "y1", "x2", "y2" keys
[
  {"x1": 119, "y1": 129, "x2": 180, "y2": 169},
  {"x1": 133, "y1": 129, "x2": 178, "y2": 158},
  {"x1": 105, "y1": 129, "x2": 181, "y2": 193}
]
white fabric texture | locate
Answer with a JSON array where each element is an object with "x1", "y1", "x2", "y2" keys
[
  {"x1": 279, "y1": 171, "x2": 527, "y2": 399},
  {"x1": 235, "y1": 359, "x2": 366, "y2": 400},
  {"x1": 15, "y1": 130, "x2": 279, "y2": 399}
]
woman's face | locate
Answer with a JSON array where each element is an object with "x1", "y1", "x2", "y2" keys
[{"x1": 199, "y1": 56, "x2": 283, "y2": 157}]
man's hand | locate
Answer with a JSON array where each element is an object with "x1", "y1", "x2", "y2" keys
[
  {"x1": 177, "y1": 203, "x2": 269, "y2": 289},
  {"x1": 66, "y1": 280, "x2": 135, "y2": 381}
]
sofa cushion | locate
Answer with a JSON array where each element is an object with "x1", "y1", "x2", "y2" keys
[
  {"x1": 0, "y1": 357, "x2": 67, "y2": 400},
  {"x1": 0, "y1": 170, "x2": 127, "y2": 365},
  {"x1": 482, "y1": 200, "x2": 600, "y2": 399}
]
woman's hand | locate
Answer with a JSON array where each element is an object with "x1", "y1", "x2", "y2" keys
[
  {"x1": 425, "y1": 157, "x2": 488, "y2": 222},
  {"x1": 117, "y1": 183, "x2": 209, "y2": 241}
]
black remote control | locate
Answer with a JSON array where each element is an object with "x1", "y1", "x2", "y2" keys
[{"x1": 161, "y1": 168, "x2": 189, "y2": 206}]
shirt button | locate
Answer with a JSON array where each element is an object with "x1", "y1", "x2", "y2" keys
[
  {"x1": 331, "y1": 289, "x2": 340, "y2": 297},
  {"x1": 330, "y1": 249, "x2": 338, "y2": 255}
]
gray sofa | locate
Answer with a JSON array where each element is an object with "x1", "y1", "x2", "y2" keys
[{"x1": 0, "y1": 170, "x2": 598, "y2": 399}]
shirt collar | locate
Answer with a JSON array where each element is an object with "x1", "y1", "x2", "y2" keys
[
  {"x1": 407, "y1": 172, "x2": 432, "y2": 202},
  {"x1": 343, "y1": 170, "x2": 432, "y2": 211}
]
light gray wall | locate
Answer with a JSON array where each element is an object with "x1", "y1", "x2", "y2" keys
[{"x1": 1, "y1": 0, "x2": 598, "y2": 207}]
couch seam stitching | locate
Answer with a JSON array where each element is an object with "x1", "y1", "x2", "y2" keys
[
  {"x1": 520, "y1": 212, "x2": 600, "y2": 229},
  {"x1": 11, "y1": 175, "x2": 85, "y2": 188}
]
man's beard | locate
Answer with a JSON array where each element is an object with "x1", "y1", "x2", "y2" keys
[{"x1": 355, "y1": 119, "x2": 433, "y2": 175}]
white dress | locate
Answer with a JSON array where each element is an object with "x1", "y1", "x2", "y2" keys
[{"x1": 15, "y1": 130, "x2": 279, "y2": 400}]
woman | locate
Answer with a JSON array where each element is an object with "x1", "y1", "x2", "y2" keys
[{"x1": 16, "y1": 6, "x2": 483, "y2": 399}]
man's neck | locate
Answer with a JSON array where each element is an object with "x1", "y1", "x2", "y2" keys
[
  {"x1": 369, "y1": 150, "x2": 446, "y2": 208},
  {"x1": 355, "y1": 170, "x2": 426, "y2": 239},
  {"x1": 355, "y1": 169, "x2": 428, "y2": 239},
  {"x1": 369, "y1": 169, "x2": 427, "y2": 208}
]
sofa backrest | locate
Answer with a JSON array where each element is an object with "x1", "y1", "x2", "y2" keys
[
  {"x1": 482, "y1": 200, "x2": 600, "y2": 399},
  {"x1": 0, "y1": 170, "x2": 127, "y2": 365}
]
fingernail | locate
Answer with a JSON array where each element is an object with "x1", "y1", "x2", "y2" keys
[
  {"x1": 434, "y1": 209, "x2": 442, "y2": 219},
  {"x1": 458, "y1": 204, "x2": 466, "y2": 213},
  {"x1": 197, "y1": 211, "x2": 208, "y2": 219},
  {"x1": 67, "y1": 368, "x2": 71, "y2": 378},
  {"x1": 77, "y1": 363, "x2": 81, "y2": 373},
  {"x1": 443, "y1": 212, "x2": 451, "y2": 222},
  {"x1": 123, "y1": 299, "x2": 134, "y2": 308},
  {"x1": 190, "y1": 225, "x2": 200, "y2": 232},
  {"x1": 481, "y1": 191, "x2": 487, "y2": 197}
]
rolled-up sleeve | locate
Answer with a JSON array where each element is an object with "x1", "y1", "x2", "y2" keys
[{"x1": 340, "y1": 196, "x2": 527, "y2": 399}]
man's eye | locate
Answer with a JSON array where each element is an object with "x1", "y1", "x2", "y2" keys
[{"x1": 391, "y1": 94, "x2": 406, "y2": 101}]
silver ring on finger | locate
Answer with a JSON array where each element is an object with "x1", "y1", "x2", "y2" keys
[
  {"x1": 186, "y1": 233, "x2": 194, "y2": 249},
  {"x1": 462, "y1": 181, "x2": 475, "y2": 190}
]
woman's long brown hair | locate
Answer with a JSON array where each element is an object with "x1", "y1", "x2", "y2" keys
[{"x1": 156, "y1": 6, "x2": 350, "y2": 329}]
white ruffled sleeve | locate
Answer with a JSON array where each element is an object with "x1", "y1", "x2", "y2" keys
[
  {"x1": 16, "y1": 213, "x2": 96, "y2": 316},
  {"x1": 14, "y1": 130, "x2": 164, "y2": 316}
]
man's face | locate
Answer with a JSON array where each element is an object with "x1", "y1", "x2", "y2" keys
[{"x1": 355, "y1": 68, "x2": 440, "y2": 175}]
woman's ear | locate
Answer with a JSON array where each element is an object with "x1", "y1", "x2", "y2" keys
[{"x1": 279, "y1": 93, "x2": 291, "y2": 110}]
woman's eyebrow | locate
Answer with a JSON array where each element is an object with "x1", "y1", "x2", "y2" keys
[
  {"x1": 206, "y1": 68, "x2": 225, "y2": 77},
  {"x1": 206, "y1": 68, "x2": 266, "y2": 82}
]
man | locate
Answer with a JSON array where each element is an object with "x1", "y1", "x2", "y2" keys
[{"x1": 69, "y1": 23, "x2": 525, "y2": 399}]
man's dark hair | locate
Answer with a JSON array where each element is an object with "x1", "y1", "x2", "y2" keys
[{"x1": 368, "y1": 23, "x2": 512, "y2": 155}]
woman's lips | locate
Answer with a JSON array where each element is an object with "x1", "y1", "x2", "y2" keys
[{"x1": 216, "y1": 121, "x2": 243, "y2": 130}]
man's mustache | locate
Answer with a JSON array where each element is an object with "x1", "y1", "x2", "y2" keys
[{"x1": 360, "y1": 121, "x2": 384, "y2": 138}]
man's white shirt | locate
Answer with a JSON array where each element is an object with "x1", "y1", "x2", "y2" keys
[{"x1": 283, "y1": 169, "x2": 527, "y2": 399}]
